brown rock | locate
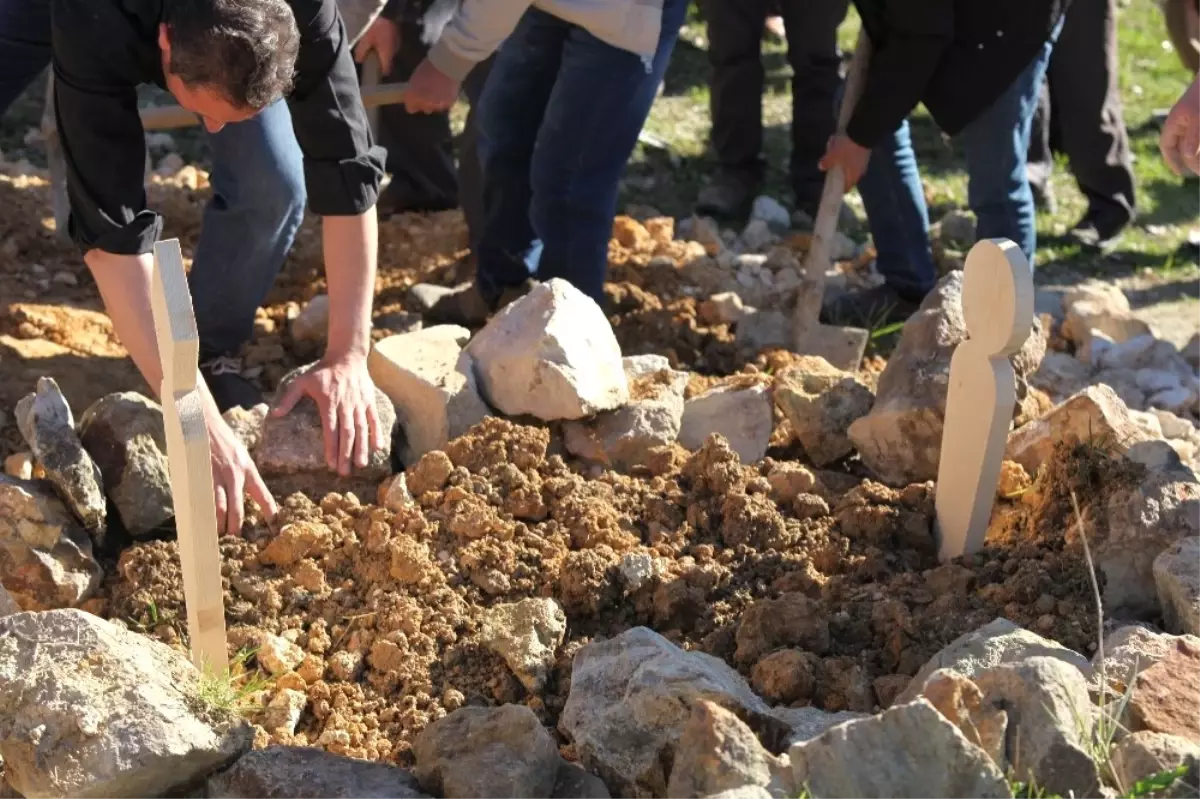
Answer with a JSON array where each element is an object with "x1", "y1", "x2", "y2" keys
[
  {"x1": 997, "y1": 460, "x2": 1031, "y2": 498},
  {"x1": 665, "y1": 700, "x2": 787, "y2": 799},
  {"x1": 407, "y1": 451, "x2": 454, "y2": 497},
  {"x1": 259, "y1": 522, "x2": 333, "y2": 567},
  {"x1": 750, "y1": 650, "x2": 818, "y2": 703},
  {"x1": 919, "y1": 669, "x2": 1007, "y2": 767},
  {"x1": 1110, "y1": 732, "x2": 1200, "y2": 797},
  {"x1": 775, "y1": 358, "x2": 875, "y2": 467},
  {"x1": 736, "y1": 593, "x2": 830, "y2": 665},
  {"x1": 1129, "y1": 639, "x2": 1200, "y2": 742}
]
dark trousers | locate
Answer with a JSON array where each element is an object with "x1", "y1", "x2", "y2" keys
[
  {"x1": 474, "y1": 0, "x2": 688, "y2": 305},
  {"x1": 701, "y1": 0, "x2": 848, "y2": 213},
  {"x1": 1027, "y1": 0, "x2": 1136, "y2": 226},
  {"x1": 374, "y1": 18, "x2": 493, "y2": 252}
]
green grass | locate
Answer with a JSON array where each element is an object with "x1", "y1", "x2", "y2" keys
[
  {"x1": 626, "y1": 0, "x2": 1199, "y2": 282},
  {"x1": 195, "y1": 647, "x2": 271, "y2": 718}
]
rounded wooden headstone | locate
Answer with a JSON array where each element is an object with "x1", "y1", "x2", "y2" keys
[{"x1": 961, "y1": 238, "x2": 1035, "y2": 357}]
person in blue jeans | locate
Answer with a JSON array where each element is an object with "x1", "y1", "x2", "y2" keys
[
  {"x1": 819, "y1": 0, "x2": 1069, "y2": 325},
  {"x1": 0, "y1": 0, "x2": 389, "y2": 535},
  {"x1": 398, "y1": 0, "x2": 689, "y2": 324}
]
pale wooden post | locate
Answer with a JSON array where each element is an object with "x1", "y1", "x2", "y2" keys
[
  {"x1": 150, "y1": 238, "x2": 229, "y2": 674},
  {"x1": 934, "y1": 238, "x2": 1035, "y2": 562}
]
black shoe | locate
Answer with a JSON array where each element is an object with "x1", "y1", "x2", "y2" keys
[
  {"x1": 199, "y1": 355, "x2": 263, "y2": 413},
  {"x1": 695, "y1": 172, "x2": 759, "y2": 219},
  {"x1": 409, "y1": 278, "x2": 537, "y2": 327},
  {"x1": 820, "y1": 283, "x2": 923, "y2": 328},
  {"x1": 1067, "y1": 210, "x2": 1128, "y2": 253}
]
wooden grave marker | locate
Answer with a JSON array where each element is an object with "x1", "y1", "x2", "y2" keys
[
  {"x1": 934, "y1": 238, "x2": 1034, "y2": 562},
  {"x1": 150, "y1": 238, "x2": 229, "y2": 674}
]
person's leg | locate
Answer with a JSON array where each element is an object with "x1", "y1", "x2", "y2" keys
[
  {"x1": 696, "y1": 0, "x2": 770, "y2": 215},
  {"x1": 473, "y1": 9, "x2": 571, "y2": 304},
  {"x1": 459, "y1": 54, "x2": 495, "y2": 256},
  {"x1": 527, "y1": 0, "x2": 688, "y2": 302},
  {"x1": 0, "y1": 0, "x2": 51, "y2": 117},
  {"x1": 191, "y1": 99, "x2": 306, "y2": 391},
  {"x1": 779, "y1": 0, "x2": 849, "y2": 216},
  {"x1": 1026, "y1": 80, "x2": 1056, "y2": 211},
  {"x1": 374, "y1": 17, "x2": 458, "y2": 215},
  {"x1": 1051, "y1": 0, "x2": 1136, "y2": 244},
  {"x1": 854, "y1": 120, "x2": 936, "y2": 300},
  {"x1": 960, "y1": 23, "x2": 1061, "y2": 265}
]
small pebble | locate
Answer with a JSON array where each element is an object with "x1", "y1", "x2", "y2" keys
[{"x1": 51, "y1": 271, "x2": 78, "y2": 287}]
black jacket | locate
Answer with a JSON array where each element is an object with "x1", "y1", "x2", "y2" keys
[
  {"x1": 51, "y1": 0, "x2": 387, "y2": 256},
  {"x1": 846, "y1": 0, "x2": 1069, "y2": 149}
]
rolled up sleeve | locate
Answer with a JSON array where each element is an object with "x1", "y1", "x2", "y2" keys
[
  {"x1": 288, "y1": 0, "x2": 387, "y2": 217},
  {"x1": 52, "y1": 1, "x2": 160, "y2": 256}
]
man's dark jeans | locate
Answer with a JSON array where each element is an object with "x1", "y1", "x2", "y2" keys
[
  {"x1": 0, "y1": 0, "x2": 306, "y2": 359},
  {"x1": 473, "y1": 0, "x2": 688, "y2": 306},
  {"x1": 374, "y1": 14, "x2": 494, "y2": 253},
  {"x1": 701, "y1": 0, "x2": 848, "y2": 213}
]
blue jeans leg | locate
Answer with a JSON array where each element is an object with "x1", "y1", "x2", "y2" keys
[
  {"x1": 475, "y1": 1, "x2": 687, "y2": 304},
  {"x1": 848, "y1": 110, "x2": 936, "y2": 299},
  {"x1": 190, "y1": 100, "x2": 307, "y2": 357},
  {"x1": 0, "y1": 0, "x2": 50, "y2": 117},
  {"x1": 961, "y1": 21, "x2": 1062, "y2": 264},
  {"x1": 528, "y1": 0, "x2": 687, "y2": 302}
]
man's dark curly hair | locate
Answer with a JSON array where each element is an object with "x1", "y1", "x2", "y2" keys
[{"x1": 164, "y1": 0, "x2": 300, "y2": 110}]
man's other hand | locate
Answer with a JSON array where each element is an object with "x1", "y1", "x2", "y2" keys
[
  {"x1": 203, "y1": 399, "x2": 277, "y2": 536},
  {"x1": 402, "y1": 58, "x2": 460, "y2": 113},
  {"x1": 272, "y1": 354, "x2": 386, "y2": 477},
  {"x1": 819, "y1": 134, "x2": 872, "y2": 191},
  {"x1": 354, "y1": 16, "x2": 400, "y2": 75},
  {"x1": 1161, "y1": 76, "x2": 1200, "y2": 177}
]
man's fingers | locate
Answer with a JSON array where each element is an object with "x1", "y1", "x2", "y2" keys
[
  {"x1": 214, "y1": 484, "x2": 229, "y2": 536},
  {"x1": 353, "y1": 405, "x2": 370, "y2": 469},
  {"x1": 367, "y1": 399, "x2": 384, "y2": 452},
  {"x1": 246, "y1": 464, "x2": 278, "y2": 523},
  {"x1": 227, "y1": 468, "x2": 246, "y2": 536},
  {"x1": 321, "y1": 401, "x2": 340, "y2": 472},
  {"x1": 379, "y1": 43, "x2": 396, "y2": 76},
  {"x1": 338, "y1": 405, "x2": 356, "y2": 476},
  {"x1": 273, "y1": 377, "x2": 308, "y2": 417},
  {"x1": 353, "y1": 38, "x2": 369, "y2": 63}
]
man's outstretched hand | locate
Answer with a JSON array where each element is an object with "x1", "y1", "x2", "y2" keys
[
  {"x1": 1160, "y1": 76, "x2": 1200, "y2": 176},
  {"x1": 201, "y1": 392, "x2": 277, "y2": 536},
  {"x1": 272, "y1": 353, "x2": 386, "y2": 477}
]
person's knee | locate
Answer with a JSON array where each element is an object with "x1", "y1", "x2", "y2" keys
[{"x1": 250, "y1": 154, "x2": 307, "y2": 229}]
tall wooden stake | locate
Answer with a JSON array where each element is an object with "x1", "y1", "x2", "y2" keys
[
  {"x1": 934, "y1": 239, "x2": 1034, "y2": 562},
  {"x1": 150, "y1": 238, "x2": 229, "y2": 674}
]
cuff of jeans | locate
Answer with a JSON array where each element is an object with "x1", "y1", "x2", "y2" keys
[{"x1": 427, "y1": 39, "x2": 479, "y2": 82}]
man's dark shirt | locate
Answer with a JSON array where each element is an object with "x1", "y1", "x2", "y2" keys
[
  {"x1": 847, "y1": 0, "x2": 1069, "y2": 149},
  {"x1": 51, "y1": 0, "x2": 387, "y2": 256}
]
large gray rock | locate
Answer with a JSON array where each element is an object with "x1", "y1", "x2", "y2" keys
[
  {"x1": 666, "y1": 700, "x2": 790, "y2": 799},
  {"x1": 413, "y1": 705, "x2": 561, "y2": 798},
  {"x1": 79, "y1": 392, "x2": 174, "y2": 538},
  {"x1": 466, "y1": 279, "x2": 629, "y2": 421},
  {"x1": 788, "y1": 698, "x2": 1010, "y2": 798},
  {"x1": 1005, "y1": 385, "x2": 1156, "y2": 475},
  {"x1": 209, "y1": 746, "x2": 429, "y2": 798},
  {"x1": 1110, "y1": 732, "x2": 1200, "y2": 798},
  {"x1": 1156, "y1": 536, "x2": 1200, "y2": 636},
  {"x1": 478, "y1": 597, "x2": 566, "y2": 693},
  {"x1": 0, "y1": 609, "x2": 251, "y2": 798},
  {"x1": 559, "y1": 627, "x2": 777, "y2": 798},
  {"x1": 849, "y1": 272, "x2": 1047, "y2": 486},
  {"x1": 1029, "y1": 350, "x2": 1095, "y2": 401},
  {"x1": 256, "y1": 363, "x2": 396, "y2": 479},
  {"x1": 895, "y1": 617, "x2": 1091, "y2": 705},
  {"x1": 1080, "y1": 464, "x2": 1200, "y2": 618},
  {"x1": 1061, "y1": 281, "x2": 1153, "y2": 349},
  {"x1": 564, "y1": 361, "x2": 688, "y2": 468},
  {"x1": 1094, "y1": 625, "x2": 1200, "y2": 692},
  {"x1": 0, "y1": 475, "x2": 102, "y2": 610},
  {"x1": 679, "y1": 384, "x2": 773, "y2": 464},
  {"x1": 290, "y1": 294, "x2": 329, "y2": 343},
  {"x1": 973, "y1": 657, "x2": 1101, "y2": 797},
  {"x1": 775, "y1": 357, "x2": 874, "y2": 467},
  {"x1": 16, "y1": 377, "x2": 106, "y2": 537},
  {"x1": 368, "y1": 326, "x2": 490, "y2": 465}
]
